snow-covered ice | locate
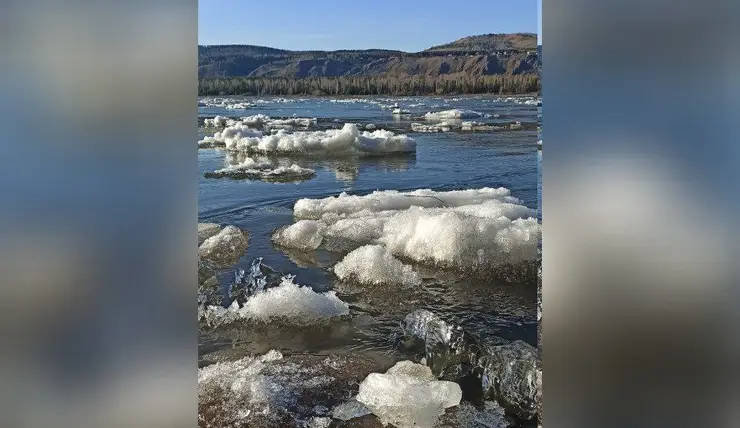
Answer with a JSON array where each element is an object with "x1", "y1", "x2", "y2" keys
[
  {"x1": 205, "y1": 157, "x2": 315, "y2": 182},
  {"x1": 272, "y1": 220, "x2": 327, "y2": 251},
  {"x1": 199, "y1": 275, "x2": 349, "y2": 327},
  {"x1": 277, "y1": 188, "x2": 540, "y2": 272},
  {"x1": 334, "y1": 245, "x2": 421, "y2": 287},
  {"x1": 423, "y1": 109, "x2": 483, "y2": 120},
  {"x1": 198, "y1": 225, "x2": 249, "y2": 268},
  {"x1": 356, "y1": 360, "x2": 462, "y2": 428},
  {"x1": 200, "y1": 123, "x2": 415, "y2": 156}
]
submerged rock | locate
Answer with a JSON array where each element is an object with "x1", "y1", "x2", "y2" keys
[{"x1": 198, "y1": 225, "x2": 249, "y2": 268}]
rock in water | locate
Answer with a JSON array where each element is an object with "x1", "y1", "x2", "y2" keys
[
  {"x1": 400, "y1": 309, "x2": 480, "y2": 381},
  {"x1": 198, "y1": 222, "x2": 222, "y2": 246},
  {"x1": 356, "y1": 361, "x2": 462, "y2": 428},
  {"x1": 198, "y1": 225, "x2": 249, "y2": 268},
  {"x1": 478, "y1": 340, "x2": 541, "y2": 423}
]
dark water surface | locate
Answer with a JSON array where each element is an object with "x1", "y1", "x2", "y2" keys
[{"x1": 198, "y1": 95, "x2": 540, "y2": 363}]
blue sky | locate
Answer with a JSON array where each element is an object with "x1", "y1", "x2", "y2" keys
[{"x1": 199, "y1": 0, "x2": 540, "y2": 51}]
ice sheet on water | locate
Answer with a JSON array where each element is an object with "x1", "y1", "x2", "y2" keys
[
  {"x1": 201, "y1": 123, "x2": 415, "y2": 155},
  {"x1": 199, "y1": 275, "x2": 349, "y2": 327},
  {"x1": 334, "y1": 244, "x2": 421, "y2": 287},
  {"x1": 411, "y1": 121, "x2": 459, "y2": 132},
  {"x1": 205, "y1": 156, "x2": 315, "y2": 182},
  {"x1": 355, "y1": 360, "x2": 462, "y2": 428},
  {"x1": 280, "y1": 188, "x2": 540, "y2": 271},
  {"x1": 424, "y1": 109, "x2": 483, "y2": 120}
]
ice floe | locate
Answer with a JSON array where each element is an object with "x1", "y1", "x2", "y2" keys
[
  {"x1": 275, "y1": 188, "x2": 540, "y2": 274},
  {"x1": 199, "y1": 97, "x2": 254, "y2": 110},
  {"x1": 411, "y1": 121, "x2": 458, "y2": 133},
  {"x1": 202, "y1": 123, "x2": 415, "y2": 156},
  {"x1": 199, "y1": 275, "x2": 348, "y2": 327},
  {"x1": 423, "y1": 109, "x2": 483, "y2": 120},
  {"x1": 198, "y1": 225, "x2": 249, "y2": 268},
  {"x1": 334, "y1": 244, "x2": 421, "y2": 287},
  {"x1": 355, "y1": 360, "x2": 462, "y2": 428},
  {"x1": 204, "y1": 157, "x2": 315, "y2": 182}
]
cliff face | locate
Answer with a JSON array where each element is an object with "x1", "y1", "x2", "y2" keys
[{"x1": 199, "y1": 33, "x2": 540, "y2": 79}]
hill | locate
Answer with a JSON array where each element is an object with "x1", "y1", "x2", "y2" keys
[{"x1": 198, "y1": 33, "x2": 540, "y2": 79}]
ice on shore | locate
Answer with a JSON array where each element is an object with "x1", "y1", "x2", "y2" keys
[
  {"x1": 199, "y1": 275, "x2": 349, "y2": 327},
  {"x1": 355, "y1": 360, "x2": 462, "y2": 428},
  {"x1": 205, "y1": 157, "x2": 315, "y2": 182},
  {"x1": 277, "y1": 188, "x2": 540, "y2": 271},
  {"x1": 334, "y1": 245, "x2": 421, "y2": 286}
]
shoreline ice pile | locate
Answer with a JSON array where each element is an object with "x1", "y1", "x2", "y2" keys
[
  {"x1": 201, "y1": 122, "x2": 416, "y2": 156},
  {"x1": 205, "y1": 156, "x2": 316, "y2": 182},
  {"x1": 354, "y1": 360, "x2": 462, "y2": 428},
  {"x1": 272, "y1": 187, "x2": 540, "y2": 273},
  {"x1": 199, "y1": 275, "x2": 349, "y2": 327}
]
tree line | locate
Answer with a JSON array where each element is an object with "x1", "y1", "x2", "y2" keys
[{"x1": 199, "y1": 74, "x2": 540, "y2": 96}]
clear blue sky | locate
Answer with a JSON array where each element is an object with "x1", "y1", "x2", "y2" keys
[{"x1": 199, "y1": 0, "x2": 539, "y2": 51}]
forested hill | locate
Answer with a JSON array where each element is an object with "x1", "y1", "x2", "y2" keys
[{"x1": 199, "y1": 33, "x2": 540, "y2": 79}]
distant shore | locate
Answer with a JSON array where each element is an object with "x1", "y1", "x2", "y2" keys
[{"x1": 199, "y1": 74, "x2": 540, "y2": 97}]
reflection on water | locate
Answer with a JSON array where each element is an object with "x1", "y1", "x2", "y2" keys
[{"x1": 224, "y1": 151, "x2": 417, "y2": 183}]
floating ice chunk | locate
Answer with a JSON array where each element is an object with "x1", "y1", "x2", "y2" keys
[
  {"x1": 356, "y1": 361, "x2": 462, "y2": 428},
  {"x1": 216, "y1": 123, "x2": 415, "y2": 155},
  {"x1": 364, "y1": 123, "x2": 376, "y2": 130},
  {"x1": 423, "y1": 109, "x2": 483, "y2": 120},
  {"x1": 205, "y1": 157, "x2": 315, "y2": 182},
  {"x1": 272, "y1": 220, "x2": 327, "y2": 251},
  {"x1": 198, "y1": 225, "x2": 249, "y2": 268},
  {"x1": 285, "y1": 188, "x2": 539, "y2": 271},
  {"x1": 204, "y1": 115, "x2": 230, "y2": 128},
  {"x1": 294, "y1": 188, "x2": 521, "y2": 220},
  {"x1": 411, "y1": 121, "x2": 459, "y2": 132},
  {"x1": 199, "y1": 276, "x2": 349, "y2": 327},
  {"x1": 266, "y1": 117, "x2": 317, "y2": 130},
  {"x1": 392, "y1": 108, "x2": 412, "y2": 115},
  {"x1": 240, "y1": 276, "x2": 349, "y2": 323},
  {"x1": 331, "y1": 399, "x2": 372, "y2": 421},
  {"x1": 198, "y1": 223, "x2": 222, "y2": 246},
  {"x1": 334, "y1": 245, "x2": 421, "y2": 286},
  {"x1": 461, "y1": 121, "x2": 502, "y2": 132}
]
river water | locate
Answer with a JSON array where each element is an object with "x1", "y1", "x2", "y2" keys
[{"x1": 198, "y1": 95, "x2": 541, "y2": 367}]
